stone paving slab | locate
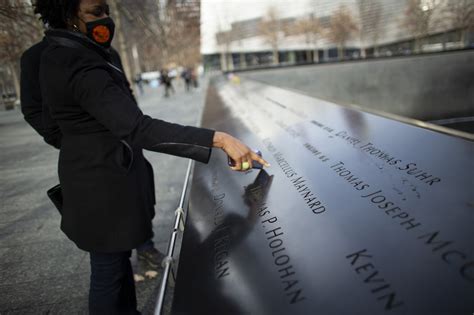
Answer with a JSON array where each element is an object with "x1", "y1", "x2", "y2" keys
[
  {"x1": 0, "y1": 273, "x2": 89, "y2": 311},
  {"x1": 0, "y1": 240, "x2": 78, "y2": 265}
]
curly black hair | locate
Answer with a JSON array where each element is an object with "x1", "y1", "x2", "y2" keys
[{"x1": 33, "y1": 0, "x2": 81, "y2": 29}]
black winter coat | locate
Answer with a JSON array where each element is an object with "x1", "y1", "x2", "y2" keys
[
  {"x1": 20, "y1": 37, "x2": 62, "y2": 148},
  {"x1": 39, "y1": 30, "x2": 215, "y2": 252}
]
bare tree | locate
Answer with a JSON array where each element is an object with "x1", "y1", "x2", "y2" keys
[
  {"x1": 118, "y1": 0, "x2": 202, "y2": 73},
  {"x1": 0, "y1": 0, "x2": 42, "y2": 101},
  {"x1": 327, "y1": 5, "x2": 358, "y2": 60},
  {"x1": 442, "y1": 0, "x2": 474, "y2": 47},
  {"x1": 403, "y1": 0, "x2": 441, "y2": 52},
  {"x1": 109, "y1": 0, "x2": 133, "y2": 81},
  {"x1": 165, "y1": 3, "x2": 201, "y2": 68},
  {"x1": 259, "y1": 6, "x2": 283, "y2": 65},
  {"x1": 287, "y1": 15, "x2": 321, "y2": 62},
  {"x1": 117, "y1": 0, "x2": 165, "y2": 72},
  {"x1": 357, "y1": 0, "x2": 383, "y2": 57}
]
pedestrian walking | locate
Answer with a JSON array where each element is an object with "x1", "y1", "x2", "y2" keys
[
  {"x1": 160, "y1": 69, "x2": 174, "y2": 97},
  {"x1": 182, "y1": 68, "x2": 192, "y2": 92},
  {"x1": 191, "y1": 68, "x2": 199, "y2": 88},
  {"x1": 134, "y1": 74, "x2": 144, "y2": 95}
]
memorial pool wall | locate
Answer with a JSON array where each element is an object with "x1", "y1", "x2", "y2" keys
[{"x1": 239, "y1": 50, "x2": 474, "y2": 122}]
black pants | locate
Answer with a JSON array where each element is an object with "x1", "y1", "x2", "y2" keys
[{"x1": 89, "y1": 251, "x2": 140, "y2": 314}]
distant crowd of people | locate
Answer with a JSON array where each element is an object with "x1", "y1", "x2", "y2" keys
[{"x1": 134, "y1": 67, "x2": 199, "y2": 98}]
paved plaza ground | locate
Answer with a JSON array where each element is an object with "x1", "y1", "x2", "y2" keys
[{"x1": 0, "y1": 79, "x2": 209, "y2": 314}]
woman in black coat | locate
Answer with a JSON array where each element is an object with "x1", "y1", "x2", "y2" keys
[{"x1": 31, "y1": 0, "x2": 268, "y2": 313}]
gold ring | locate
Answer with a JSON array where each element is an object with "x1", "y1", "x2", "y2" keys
[{"x1": 241, "y1": 161, "x2": 250, "y2": 170}]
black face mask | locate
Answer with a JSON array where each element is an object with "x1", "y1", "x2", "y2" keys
[{"x1": 83, "y1": 17, "x2": 115, "y2": 48}]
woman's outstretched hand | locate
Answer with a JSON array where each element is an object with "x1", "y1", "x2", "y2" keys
[{"x1": 213, "y1": 131, "x2": 270, "y2": 171}]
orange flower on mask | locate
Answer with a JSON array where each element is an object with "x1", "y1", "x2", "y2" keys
[{"x1": 92, "y1": 25, "x2": 110, "y2": 44}]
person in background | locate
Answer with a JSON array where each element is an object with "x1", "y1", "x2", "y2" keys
[
  {"x1": 134, "y1": 74, "x2": 144, "y2": 95},
  {"x1": 181, "y1": 67, "x2": 192, "y2": 91},
  {"x1": 191, "y1": 67, "x2": 199, "y2": 88},
  {"x1": 27, "y1": 0, "x2": 269, "y2": 314},
  {"x1": 159, "y1": 69, "x2": 174, "y2": 97}
]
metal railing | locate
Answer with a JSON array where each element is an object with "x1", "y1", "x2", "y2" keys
[
  {"x1": 154, "y1": 77, "x2": 209, "y2": 314},
  {"x1": 154, "y1": 159, "x2": 194, "y2": 315}
]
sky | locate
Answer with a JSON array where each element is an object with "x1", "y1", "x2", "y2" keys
[{"x1": 200, "y1": 0, "x2": 316, "y2": 54}]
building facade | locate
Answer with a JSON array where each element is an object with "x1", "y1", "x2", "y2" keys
[{"x1": 202, "y1": 0, "x2": 473, "y2": 71}]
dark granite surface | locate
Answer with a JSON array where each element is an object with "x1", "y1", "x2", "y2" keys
[{"x1": 172, "y1": 78, "x2": 474, "y2": 314}]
